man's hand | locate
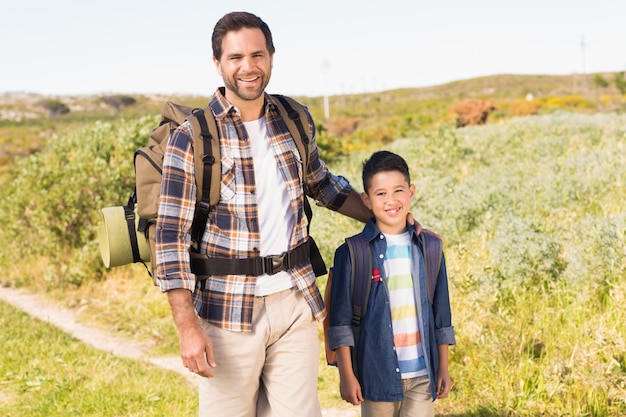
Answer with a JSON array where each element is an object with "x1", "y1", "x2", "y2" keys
[
  {"x1": 408, "y1": 213, "x2": 422, "y2": 233},
  {"x1": 167, "y1": 289, "x2": 217, "y2": 378},
  {"x1": 178, "y1": 324, "x2": 216, "y2": 378}
]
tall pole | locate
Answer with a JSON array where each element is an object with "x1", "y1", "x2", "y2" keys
[
  {"x1": 323, "y1": 95, "x2": 329, "y2": 120},
  {"x1": 322, "y1": 60, "x2": 330, "y2": 120},
  {"x1": 580, "y1": 36, "x2": 587, "y2": 94}
]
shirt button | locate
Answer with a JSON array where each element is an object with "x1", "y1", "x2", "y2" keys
[
  {"x1": 395, "y1": 368, "x2": 400, "y2": 373},
  {"x1": 379, "y1": 254, "x2": 384, "y2": 259}
]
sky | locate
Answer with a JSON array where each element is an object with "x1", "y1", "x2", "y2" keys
[{"x1": 2, "y1": 0, "x2": 625, "y2": 98}]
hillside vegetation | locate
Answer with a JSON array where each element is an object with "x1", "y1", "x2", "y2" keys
[
  {"x1": 314, "y1": 112, "x2": 626, "y2": 415},
  {"x1": 0, "y1": 74, "x2": 625, "y2": 415},
  {"x1": 2, "y1": 72, "x2": 625, "y2": 166}
]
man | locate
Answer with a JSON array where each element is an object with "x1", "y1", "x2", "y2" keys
[{"x1": 155, "y1": 11, "x2": 371, "y2": 417}]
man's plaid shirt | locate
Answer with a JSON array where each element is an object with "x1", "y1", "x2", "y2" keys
[{"x1": 155, "y1": 88, "x2": 352, "y2": 332}]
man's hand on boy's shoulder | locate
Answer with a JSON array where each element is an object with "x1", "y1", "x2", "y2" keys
[{"x1": 407, "y1": 213, "x2": 422, "y2": 234}]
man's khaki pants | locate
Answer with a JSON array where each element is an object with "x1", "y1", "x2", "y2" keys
[{"x1": 198, "y1": 287, "x2": 322, "y2": 417}]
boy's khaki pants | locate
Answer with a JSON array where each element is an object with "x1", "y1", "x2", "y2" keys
[
  {"x1": 198, "y1": 287, "x2": 322, "y2": 417},
  {"x1": 361, "y1": 375, "x2": 434, "y2": 417}
]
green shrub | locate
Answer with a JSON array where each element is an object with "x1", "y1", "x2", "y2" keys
[
  {"x1": 38, "y1": 99, "x2": 70, "y2": 117},
  {"x1": 101, "y1": 95, "x2": 138, "y2": 114},
  {"x1": 491, "y1": 214, "x2": 567, "y2": 292},
  {"x1": 0, "y1": 116, "x2": 158, "y2": 287},
  {"x1": 314, "y1": 127, "x2": 345, "y2": 162},
  {"x1": 594, "y1": 74, "x2": 610, "y2": 88}
]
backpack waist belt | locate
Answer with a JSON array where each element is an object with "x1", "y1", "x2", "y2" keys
[{"x1": 191, "y1": 240, "x2": 310, "y2": 277}]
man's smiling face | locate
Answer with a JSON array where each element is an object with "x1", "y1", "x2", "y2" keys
[{"x1": 214, "y1": 27, "x2": 273, "y2": 105}]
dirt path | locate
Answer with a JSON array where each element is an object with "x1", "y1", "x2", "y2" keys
[{"x1": 0, "y1": 286, "x2": 358, "y2": 417}]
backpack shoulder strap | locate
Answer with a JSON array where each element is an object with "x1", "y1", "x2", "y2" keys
[
  {"x1": 271, "y1": 94, "x2": 311, "y2": 173},
  {"x1": 420, "y1": 229, "x2": 443, "y2": 304},
  {"x1": 346, "y1": 232, "x2": 372, "y2": 375},
  {"x1": 346, "y1": 233, "x2": 372, "y2": 328},
  {"x1": 272, "y1": 94, "x2": 327, "y2": 276},
  {"x1": 186, "y1": 107, "x2": 220, "y2": 250}
]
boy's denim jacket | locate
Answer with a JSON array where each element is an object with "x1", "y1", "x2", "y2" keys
[{"x1": 327, "y1": 219, "x2": 456, "y2": 401}]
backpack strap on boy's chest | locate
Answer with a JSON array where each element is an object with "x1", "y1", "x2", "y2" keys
[
  {"x1": 346, "y1": 232, "x2": 372, "y2": 374},
  {"x1": 419, "y1": 229, "x2": 443, "y2": 304},
  {"x1": 346, "y1": 233, "x2": 372, "y2": 328}
]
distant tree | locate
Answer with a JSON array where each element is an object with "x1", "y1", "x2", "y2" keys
[
  {"x1": 325, "y1": 116, "x2": 361, "y2": 136},
  {"x1": 451, "y1": 99, "x2": 496, "y2": 127},
  {"x1": 614, "y1": 72, "x2": 626, "y2": 95},
  {"x1": 593, "y1": 75, "x2": 609, "y2": 88},
  {"x1": 39, "y1": 99, "x2": 70, "y2": 117},
  {"x1": 101, "y1": 95, "x2": 137, "y2": 114}
]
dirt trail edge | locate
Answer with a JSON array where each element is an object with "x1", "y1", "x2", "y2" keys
[
  {"x1": 0, "y1": 286, "x2": 358, "y2": 417},
  {"x1": 0, "y1": 286, "x2": 198, "y2": 384}
]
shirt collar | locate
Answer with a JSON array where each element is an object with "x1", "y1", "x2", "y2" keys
[
  {"x1": 210, "y1": 87, "x2": 274, "y2": 122},
  {"x1": 361, "y1": 218, "x2": 421, "y2": 243}
]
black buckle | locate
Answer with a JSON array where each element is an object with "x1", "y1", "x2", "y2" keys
[{"x1": 264, "y1": 253, "x2": 286, "y2": 275}]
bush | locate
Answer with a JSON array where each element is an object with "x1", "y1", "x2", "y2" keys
[
  {"x1": 38, "y1": 99, "x2": 70, "y2": 117},
  {"x1": 101, "y1": 95, "x2": 137, "y2": 114},
  {"x1": 451, "y1": 99, "x2": 496, "y2": 127},
  {"x1": 491, "y1": 214, "x2": 567, "y2": 292},
  {"x1": 324, "y1": 116, "x2": 362, "y2": 136},
  {"x1": 508, "y1": 100, "x2": 538, "y2": 117},
  {"x1": 594, "y1": 74, "x2": 610, "y2": 88},
  {"x1": 315, "y1": 129, "x2": 345, "y2": 162},
  {"x1": 542, "y1": 95, "x2": 596, "y2": 110},
  {"x1": 561, "y1": 215, "x2": 625, "y2": 307},
  {"x1": 0, "y1": 116, "x2": 158, "y2": 287}
]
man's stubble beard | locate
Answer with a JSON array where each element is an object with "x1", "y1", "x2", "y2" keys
[{"x1": 223, "y1": 70, "x2": 271, "y2": 102}]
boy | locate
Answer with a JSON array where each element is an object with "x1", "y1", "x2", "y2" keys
[{"x1": 326, "y1": 150, "x2": 456, "y2": 417}]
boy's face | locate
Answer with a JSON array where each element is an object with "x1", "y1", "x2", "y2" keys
[{"x1": 361, "y1": 170, "x2": 415, "y2": 235}]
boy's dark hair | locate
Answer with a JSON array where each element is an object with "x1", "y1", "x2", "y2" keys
[
  {"x1": 212, "y1": 11, "x2": 275, "y2": 60},
  {"x1": 362, "y1": 150, "x2": 411, "y2": 192}
]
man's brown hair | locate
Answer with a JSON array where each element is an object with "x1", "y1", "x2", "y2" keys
[{"x1": 212, "y1": 11, "x2": 275, "y2": 60}]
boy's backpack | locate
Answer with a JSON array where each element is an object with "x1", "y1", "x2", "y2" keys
[
  {"x1": 98, "y1": 95, "x2": 327, "y2": 283},
  {"x1": 323, "y1": 225, "x2": 443, "y2": 368}
]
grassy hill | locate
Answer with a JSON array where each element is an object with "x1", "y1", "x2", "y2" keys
[
  {"x1": 1, "y1": 72, "x2": 625, "y2": 167},
  {"x1": 0, "y1": 73, "x2": 625, "y2": 415}
]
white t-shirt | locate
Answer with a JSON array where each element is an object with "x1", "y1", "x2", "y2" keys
[{"x1": 244, "y1": 117, "x2": 295, "y2": 296}]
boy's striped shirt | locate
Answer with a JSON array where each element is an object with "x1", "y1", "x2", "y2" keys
[{"x1": 384, "y1": 232, "x2": 427, "y2": 378}]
